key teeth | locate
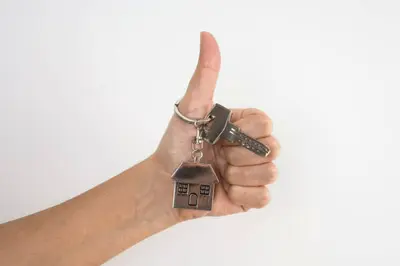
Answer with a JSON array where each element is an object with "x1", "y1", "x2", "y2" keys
[
  {"x1": 206, "y1": 111, "x2": 270, "y2": 157},
  {"x1": 243, "y1": 135, "x2": 270, "y2": 157}
]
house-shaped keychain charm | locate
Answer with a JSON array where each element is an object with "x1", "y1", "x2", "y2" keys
[{"x1": 172, "y1": 161, "x2": 219, "y2": 211}]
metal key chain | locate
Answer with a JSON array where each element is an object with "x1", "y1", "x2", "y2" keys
[{"x1": 171, "y1": 101, "x2": 219, "y2": 211}]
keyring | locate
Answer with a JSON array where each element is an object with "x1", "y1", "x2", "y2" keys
[{"x1": 173, "y1": 100, "x2": 212, "y2": 126}]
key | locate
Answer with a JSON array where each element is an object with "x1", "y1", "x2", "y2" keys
[{"x1": 203, "y1": 104, "x2": 271, "y2": 157}]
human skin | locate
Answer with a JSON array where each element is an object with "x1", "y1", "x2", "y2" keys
[{"x1": 0, "y1": 32, "x2": 280, "y2": 266}]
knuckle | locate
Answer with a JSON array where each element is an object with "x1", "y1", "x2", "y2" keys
[
  {"x1": 257, "y1": 198, "x2": 269, "y2": 208},
  {"x1": 256, "y1": 188, "x2": 270, "y2": 208},
  {"x1": 227, "y1": 185, "x2": 240, "y2": 198},
  {"x1": 244, "y1": 108, "x2": 265, "y2": 117},
  {"x1": 256, "y1": 114, "x2": 272, "y2": 136},
  {"x1": 260, "y1": 112, "x2": 272, "y2": 124},
  {"x1": 271, "y1": 139, "x2": 281, "y2": 157},
  {"x1": 265, "y1": 137, "x2": 280, "y2": 159},
  {"x1": 267, "y1": 164, "x2": 279, "y2": 184},
  {"x1": 199, "y1": 60, "x2": 220, "y2": 73},
  {"x1": 228, "y1": 186, "x2": 244, "y2": 204},
  {"x1": 225, "y1": 166, "x2": 237, "y2": 182},
  {"x1": 223, "y1": 147, "x2": 235, "y2": 163},
  {"x1": 262, "y1": 116, "x2": 273, "y2": 134},
  {"x1": 274, "y1": 138, "x2": 281, "y2": 150}
]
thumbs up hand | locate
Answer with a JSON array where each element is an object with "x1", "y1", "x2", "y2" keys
[
  {"x1": 151, "y1": 32, "x2": 280, "y2": 221},
  {"x1": 0, "y1": 32, "x2": 280, "y2": 265}
]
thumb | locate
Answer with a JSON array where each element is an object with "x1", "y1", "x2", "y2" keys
[{"x1": 178, "y1": 31, "x2": 221, "y2": 118}]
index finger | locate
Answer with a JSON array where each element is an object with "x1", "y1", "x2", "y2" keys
[
  {"x1": 230, "y1": 108, "x2": 270, "y2": 123},
  {"x1": 218, "y1": 108, "x2": 272, "y2": 146}
]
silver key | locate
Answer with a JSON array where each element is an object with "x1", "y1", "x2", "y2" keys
[{"x1": 203, "y1": 104, "x2": 271, "y2": 157}]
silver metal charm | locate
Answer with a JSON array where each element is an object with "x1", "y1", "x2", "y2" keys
[
  {"x1": 203, "y1": 103, "x2": 271, "y2": 157},
  {"x1": 172, "y1": 161, "x2": 219, "y2": 211},
  {"x1": 172, "y1": 106, "x2": 219, "y2": 211}
]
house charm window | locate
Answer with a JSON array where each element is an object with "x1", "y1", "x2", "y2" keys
[
  {"x1": 200, "y1": 185, "x2": 210, "y2": 196},
  {"x1": 177, "y1": 183, "x2": 188, "y2": 195}
]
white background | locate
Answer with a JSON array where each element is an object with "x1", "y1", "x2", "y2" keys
[{"x1": 1, "y1": 0, "x2": 400, "y2": 265}]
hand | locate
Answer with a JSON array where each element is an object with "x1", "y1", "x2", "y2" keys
[
  {"x1": 151, "y1": 32, "x2": 280, "y2": 221},
  {"x1": 0, "y1": 31, "x2": 280, "y2": 266}
]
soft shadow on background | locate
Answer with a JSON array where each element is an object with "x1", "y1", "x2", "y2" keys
[{"x1": 1, "y1": 1, "x2": 399, "y2": 265}]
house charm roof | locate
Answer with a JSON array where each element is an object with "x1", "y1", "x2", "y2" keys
[{"x1": 172, "y1": 162, "x2": 219, "y2": 184}]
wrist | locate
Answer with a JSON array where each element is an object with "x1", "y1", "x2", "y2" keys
[{"x1": 124, "y1": 157, "x2": 182, "y2": 236}]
